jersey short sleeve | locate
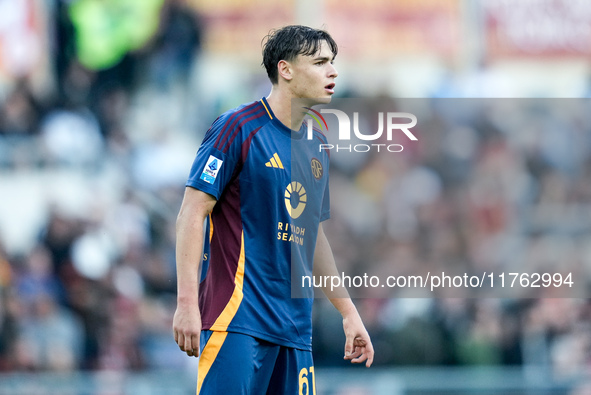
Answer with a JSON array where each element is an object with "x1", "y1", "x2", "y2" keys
[
  {"x1": 320, "y1": 178, "x2": 330, "y2": 222},
  {"x1": 317, "y1": 133, "x2": 331, "y2": 222},
  {"x1": 186, "y1": 116, "x2": 241, "y2": 199}
]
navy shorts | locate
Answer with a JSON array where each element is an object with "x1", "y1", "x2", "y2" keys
[{"x1": 197, "y1": 330, "x2": 316, "y2": 395}]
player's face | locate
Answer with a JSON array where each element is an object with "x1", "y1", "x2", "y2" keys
[{"x1": 289, "y1": 40, "x2": 338, "y2": 104}]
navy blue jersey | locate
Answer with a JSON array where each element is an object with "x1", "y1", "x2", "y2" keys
[{"x1": 186, "y1": 97, "x2": 330, "y2": 350}]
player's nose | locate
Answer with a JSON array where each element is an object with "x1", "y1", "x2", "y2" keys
[{"x1": 328, "y1": 63, "x2": 338, "y2": 78}]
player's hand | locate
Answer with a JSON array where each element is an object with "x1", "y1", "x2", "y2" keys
[
  {"x1": 173, "y1": 303, "x2": 201, "y2": 358},
  {"x1": 342, "y1": 313, "x2": 374, "y2": 367}
]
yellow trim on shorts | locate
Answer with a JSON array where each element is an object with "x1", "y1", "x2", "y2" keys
[{"x1": 197, "y1": 331, "x2": 229, "y2": 394}]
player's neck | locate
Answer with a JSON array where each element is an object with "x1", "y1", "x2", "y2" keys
[{"x1": 265, "y1": 89, "x2": 305, "y2": 131}]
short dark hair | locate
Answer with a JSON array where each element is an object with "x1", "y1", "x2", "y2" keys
[{"x1": 262, "y1": 25, "x2": 338, "y2": 84}]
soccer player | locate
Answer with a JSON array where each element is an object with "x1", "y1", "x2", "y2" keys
[{"x1": 173, "y1": 25, "x2": 374, "y2": 394}]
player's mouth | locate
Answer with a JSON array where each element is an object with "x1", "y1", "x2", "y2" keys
[{"x1": 325, "y1": 83, "x2": 335, "y2": 95}]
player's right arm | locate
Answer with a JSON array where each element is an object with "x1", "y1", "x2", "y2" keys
[{"x1": 173, "y1": 186, "x2": 216, "y2": 358}]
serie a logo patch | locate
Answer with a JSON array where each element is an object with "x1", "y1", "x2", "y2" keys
[{"x1": 200, "y1": 155, "x2": 223, "y2": 184}]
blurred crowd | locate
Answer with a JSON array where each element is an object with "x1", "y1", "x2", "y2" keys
[
  {"x1": 1, "y1": 0, "x2": 591, "y2": 388},
  {"x1": 0, "y1": 0, "x2": 202, "y2": 372},
  {"x1": 314, "y1": 99, "x2": 591, "y2": 379}
]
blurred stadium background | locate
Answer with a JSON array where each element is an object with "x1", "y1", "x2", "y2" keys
[{"x1": 2, "y1": 0, "x2": 591, "y2": 394}]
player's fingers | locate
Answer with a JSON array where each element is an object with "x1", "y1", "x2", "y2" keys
[
  {"x1": 365, "y1": 341, "x2": 375, "y2": 368},
  {"x1": 351, "y1": 352, "x2": 368, "y2": 364},
  {"x1": 348, "y1": 346, "x2": 363, "y2": 359},
  {"x1": 184, "y1": 334, "x2": 193, "y2": 355},
  {"x1": 344, "y1": 335, "x2": 354, "y2": 359},
  {"x1": 177, "y1": 332, "x2": 186, "y2": 350},
  {"x1": 350, "y1": 345, "x2": 367, "y2": 363},
  {"x1": 191, "y1": 334, "x2": 200, "y2": 358}
]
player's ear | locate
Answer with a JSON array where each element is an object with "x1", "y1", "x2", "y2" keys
[{"x1": 277, "y1": 60, "x2": 293, "y2": 81}]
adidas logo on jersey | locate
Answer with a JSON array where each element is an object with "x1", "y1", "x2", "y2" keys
[{"x1": 265, "y1": 153, "x2": 284, "y2": 169}]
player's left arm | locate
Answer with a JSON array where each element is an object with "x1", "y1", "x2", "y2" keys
[{"x1": 313, "y1": 223, "x2": 374, "y2": 367}]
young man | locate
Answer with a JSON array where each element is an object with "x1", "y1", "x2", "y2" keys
[{"x1": 173, "y1": 25, "x2": 374, "y2": 394}]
